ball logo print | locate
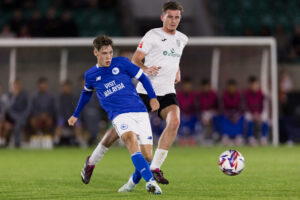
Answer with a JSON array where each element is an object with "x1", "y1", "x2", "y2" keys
[
  {"x1": 219, "y1": 150, "x2": 245, "y2": 176},
  {"x1": 112, "y1": 67, "x2": 120, "y2": 75},
  {"x1": 120, "y1": 124, "x2": 128, "y2": 130},
  {"x1": 163, "y1": 51, "x2": 168, "y2": 56}
]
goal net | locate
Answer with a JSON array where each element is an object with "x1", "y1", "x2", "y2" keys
[{"x1": 0, "y1": 37, "x2": 278, "y2": 146}]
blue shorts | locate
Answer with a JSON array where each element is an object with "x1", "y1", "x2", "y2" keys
[{"x1": 220, "y1": 116, "x2": 244, "y2": 138}]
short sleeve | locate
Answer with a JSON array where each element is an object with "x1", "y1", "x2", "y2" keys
[
  {"x1": 84, "y1": 73, "x2": 94, "y2": 92},
  {"x1": 137, "y1": 31, "x2": 153, "y2": 55},
  {"x1": 122, "y1": 57, "x2": 143, "y2": 79}
]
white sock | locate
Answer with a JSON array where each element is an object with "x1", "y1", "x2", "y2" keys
[
  {"x1": 150, "y1": 149, "x2": 168, "y2": 170},
  {"x1": 89, "y1": 143, "x2": 108, "y2": 165}
]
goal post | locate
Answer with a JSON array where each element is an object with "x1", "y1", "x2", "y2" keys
[{"x1": 0, "y1": 37, "x2": 278, "y2": 146}]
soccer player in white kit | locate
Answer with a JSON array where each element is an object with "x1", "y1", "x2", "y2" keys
[{"x1": 82, "y1": 1, "x2": 188, "y2": 190}]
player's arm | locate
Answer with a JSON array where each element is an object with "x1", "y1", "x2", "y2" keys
[
  {"x1": 68, "y1": 75, "x2": 93, "y2": 126},
  {"x1": 137, "y1": 72, "x2": 159, "y2": 111},
  {"x1": 175, "y1": 67, "x2": 181, "y2": 84},
  {"x1": 132, "y1": 50, "x2": 161, "y2": 76},
  {"x1": 124, "y1": 57, "x2": 159, "y2": 111}
]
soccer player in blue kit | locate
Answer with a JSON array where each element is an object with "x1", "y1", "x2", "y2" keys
[{"x1": 68, "y1": 35, "x2": 162, "y2": 194}]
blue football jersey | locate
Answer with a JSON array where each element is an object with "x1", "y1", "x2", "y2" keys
[{"x1": 84, "y1": 57, "x2": 147, "y2": 120}]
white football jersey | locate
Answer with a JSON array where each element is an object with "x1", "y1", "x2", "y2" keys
[{"x1": 136, "y1": 28, "x2": 188, "y2": 96}]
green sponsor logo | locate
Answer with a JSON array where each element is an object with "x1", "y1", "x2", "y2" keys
[{"x1": 162, "y1": 48, "x2": 181, "y2": 57}]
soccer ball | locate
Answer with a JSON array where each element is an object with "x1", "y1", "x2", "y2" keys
[{"x1": 219, "y1": 150, "x2": 245, "y2": 176}]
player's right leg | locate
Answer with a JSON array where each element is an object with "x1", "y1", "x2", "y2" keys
[
  {"x1": 118, "y1": 144, "x2": 152, "y2": 192},
  {"x1": 81, "y1": 127, "x2": 119, "y2": 184},
  {"x1": 121, "y1": 131, "x2": 161, "y2": 194}
]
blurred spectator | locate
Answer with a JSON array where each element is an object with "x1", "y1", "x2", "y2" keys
[
  {"x1": 44, "y1": 8, "x2": 60, "y2": 37},
  {"x1": 198, "y1": 79, "x2": 219, "y2": 145},
  {"x1": 75, "y1": 75, "x2": 102, "y2": 145},
  {"x1": 18, "y1": 25, "x2": 31, "y2": 38},
  {"x1": 279, "y1": 70, "x2": 294, "y2": 105},
  {"x1": 60, "y1": 10, "x2": 78, "y2": 37},
  {"x1": 220, "y1": 79, "x2": 244, "y2": 146},
  {"x1": 28, "y1": 10, "x2": 44, "y2": 37},
  {"x1": 1, "y1": 0, "x2": 18, "y2": 10},
  {"x1": 274, "y1": 24, "x2": 290, "y2": 61},
  {"x1": 0, "y1": 83, "x2": 8, "y2": 147},
  {"x1": 177, "y1": 77, "x2": 197, "y2": 146},
  {"x1": 279, "y1": 91, "x2": 300, "y2": 145},
  {"x1": 289, "y1": 25, "x2": 300, "y2": 59},
  {"x1": 0, "y1": 25, "x2": 15, "y2": 38},
  {"x1": 29, "y1": 77, "x2": 56, "y2": 139},
  {"x1": 54, "y1": 80, "x2": 86, "y2": 147},
  {"x1": 88, "y1": 0, "x2": 99, "y2": 9},
  {"x1": 0, "y1": 79, "x2": 29, "y2": 147},
  {"x1": 9, "y1": 9, "x2": 24, "y2": 35},
  {"x1": 244, "y1": 76, "x2": 268, "y2": 146},
  {"x1": 61, "y1": 0, "x2": 88, "y2": 9},
  {"x1": 149, "y1": 113, "x2": 164, "y2": 142},
  {"x1": 22, "y1": 0, "x2": 35, "y2": 9}
]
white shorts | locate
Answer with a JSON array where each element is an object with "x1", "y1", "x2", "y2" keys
[{"x1": 112, "y1": 112, "x2": 153, "y2": 145}]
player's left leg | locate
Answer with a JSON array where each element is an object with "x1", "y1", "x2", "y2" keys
[
  {"x1": 118, "y1": 144, "x2": 152, "y2": 192},
  {"x1": 150, "y1": 104, "x2": 180, "y2": 184},
  {"x1": 119, "y1": 112, "x2": 154, "y2": 192}
]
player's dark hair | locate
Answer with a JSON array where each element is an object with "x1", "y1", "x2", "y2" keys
[
  {"x1": 248, "y1": 75, "x2": 258, "y2": 83},
  {"x1": 38, "y1": 77, "x2": 48, "y2": 84},
  {"x1": 62, "y1": 79, "x2": 72, "y2": 86},
  {"x1": 182, "y1": 77, "x2": 192, "y2": 83},
  {"x1": 162, "y1": 1, "x2": 184, "y2": 13},
  {"x1": 201, "y1": 79, "x2": 210, "y2": 86},
  {"x1": 93, "y1": 35, "x2": 113, "y2": 51},
  {"x1": 226, "y1": 79, "x2": 237, "y2": 86}
]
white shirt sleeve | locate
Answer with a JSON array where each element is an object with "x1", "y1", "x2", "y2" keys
[{"x1": 137, "y1": 31, "x2": 153, "y2": 55}]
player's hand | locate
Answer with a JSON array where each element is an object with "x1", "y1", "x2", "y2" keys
[
  {"x1": 150, "y1": 98, "x2": 160, "y2": 112},
  {"x1": 68, "y1": 116, "x2": 78, "y2": 126},
  {"x1": 144, "y1": 66, "x2": 161, "y2": 76}
]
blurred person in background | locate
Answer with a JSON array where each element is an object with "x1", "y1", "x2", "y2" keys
[
  {"x1": 0, "y1": 78, "x2": 29, "y2": 147},
  {"x1": 60, "y1": 10, "x2": 78, "y2": 37},
  {"x1": 198, "y1": 79, "x2": 219, "y2": 145},
  {"x1": 176, "y1": 77, "x2": 197, "y2": 146},
  {"x1": 76, "y1": 75, "x2": 102, "y2": 146},
  {"x1": 44, "y1": 7, "x2": 60, "y2": 37},
  {"x1": 54, "y1": 80, "x2": 86, "y2": 147},
  {"x1": 28, "y1": 10, "x2": 44, "y2": 37},
  {"x1": 0, "y1": 25, "x2": 15, "y2": 38},
  {"x1": 29, "y1": 77, "x2": 56, "y2": 145},
  {"x1": 289, "y1": 25, "x2": 300, "y2": 60},
  {"x1": 0, "y1": 82, "x2": 8, "y2": 146},
  {"x1": 279, "y1": 70, "x2": 294, "y2": 106},
  {"x1": 18, "y1": 25, "x2": 31, "y2": 38},
  {"x1": 9, "y1": 9, "x2": 24, "y2": 35},
  {"x1": 220, "y1": 79, "x2": 244, "y2": 146},
  {"x1": 244, "y1": 76, "x2": 268, "y2": 146}
]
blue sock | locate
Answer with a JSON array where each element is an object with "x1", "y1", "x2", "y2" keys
[
  {"x1": 247, "y1": 121, "x2": 254, "y2": 137},
  {"x1": 262, "y1": 122, "x2": 268, "y2": 137},
  {"x1": 131, "y1": 152, "x2": 153, "y2": 183},
  {"x1": 132, "y1": 161, "x2": 151, "y2": 184}
]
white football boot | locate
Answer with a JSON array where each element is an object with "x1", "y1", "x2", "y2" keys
[
  {"x1": 118, "y1": 176, "x2": 136, "y2": 193},
  {"x1": 145, "y1": 179, "x2": 162, "y2": 195}
]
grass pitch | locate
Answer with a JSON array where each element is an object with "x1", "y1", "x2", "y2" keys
[{"x1": 0, "y1": 146, "x2": 300, "y2": 200}]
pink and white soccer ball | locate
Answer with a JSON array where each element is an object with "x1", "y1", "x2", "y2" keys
[{"x1": 219, "y1": 150, "x2": 245, "y2": 176}]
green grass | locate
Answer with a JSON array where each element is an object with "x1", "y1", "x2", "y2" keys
[{"x1": 1, "y1": 146, "x2": 300, "y2": 200}]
